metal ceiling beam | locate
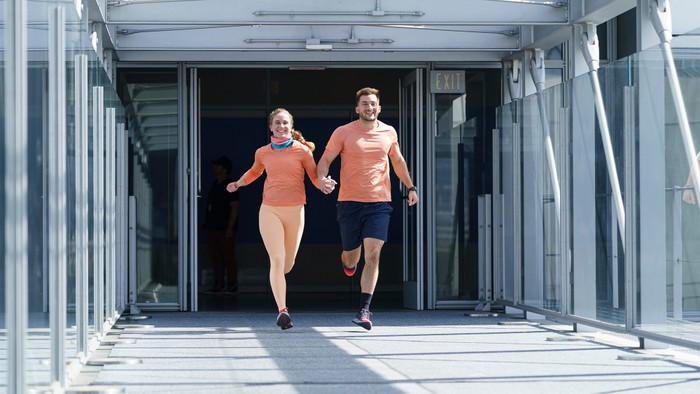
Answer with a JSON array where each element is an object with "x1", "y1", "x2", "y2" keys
[
  {"x1": 106, "y1": 0, "x2": 569, "y2": 25},
  {"x1": 97, "y1": 0, "x2": 658, "y2": 62},
  {"x1": 113, "y1": 24, "x2": 522, "y2": 52}
]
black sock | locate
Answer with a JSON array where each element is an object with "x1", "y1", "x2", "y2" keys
[{"x1": 360, "y1": 293, "x2": 373, "y2": 310}]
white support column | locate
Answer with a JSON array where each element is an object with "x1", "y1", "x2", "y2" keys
[
  {"x1": 5, "y1": 1, "x2": 28, "y2": 392},
  {"x1": 75, "y1": 53, "x2": 89, "y2": 358},
  {"x1": 48, "y1": 5, "x2": 67, "y2": 388},
  {"x1": 106, "y1": 108, "x2": 117, "y2": 322},
  {"x1": 93, "y1": 98, "x2": 105, "y2": 339}
]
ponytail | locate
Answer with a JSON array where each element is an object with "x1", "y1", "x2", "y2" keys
[{"x1": 291, "y1": 129, "x2": 315, "y2": 152}]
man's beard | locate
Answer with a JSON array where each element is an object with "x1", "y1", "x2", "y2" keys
[{"x1": 359, "y1": 112, "x2": 377, "y2": 122}]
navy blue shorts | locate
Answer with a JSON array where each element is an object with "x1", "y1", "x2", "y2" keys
[{"x1": 336, "y1": 201, "x2": 393, "y2": 251}]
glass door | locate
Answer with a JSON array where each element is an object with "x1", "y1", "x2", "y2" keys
[
  {"x1": 117, "y1": 67, "x2": 181, "y2": 310},
  {"x1": 400, "y1": 69, "x2": 424, "y2": 310},
  {"x1": 432, "y1": 69, "x2": 499, "y2": 307}
]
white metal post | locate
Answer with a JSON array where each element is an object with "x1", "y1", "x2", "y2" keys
[
  {"x1": 49, "y1": 5, "x2": 67, "y2": 387},
  {"x1": 5, "y1": 1, "x2": 28, "y2": 392},
  {"x1": 93, "y1": 96, "x2": 105, "y2": 338},
  {"x1": 186, "y1": 67, "x2": 197, "y2": 311},
  {"x1": 75, "y1": 53, "x2": 89, "y2": 357},
  {"x1": 106, "y1": 108, "x2": 116, "y2": 322}
]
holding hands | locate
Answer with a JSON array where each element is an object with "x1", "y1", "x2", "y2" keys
[{"x1": 318, "y1": 175, "x2": 337, "y2": 195}]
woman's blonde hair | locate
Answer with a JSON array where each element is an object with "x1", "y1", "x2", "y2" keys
[{"x1": 268, "y1": 108, "x2": 315, "y2": 151}]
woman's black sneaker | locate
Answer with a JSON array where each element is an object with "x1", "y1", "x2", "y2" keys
[{"x1": 276, "y1": 308, "x2": 293, "y2": 330}]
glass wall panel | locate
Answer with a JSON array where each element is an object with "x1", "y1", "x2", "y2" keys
[
  {"x1": 520, "y1": 85, "x2": 564, "y2": 312},
  {"x1": 569, "y1": 55, "x2": 629, "y2": 325},
  {"x1": 666, "y1": 46, "x2": 700, "y2": 339},
  {"x1": 117, "y1": 68, "x2": 180, "y2": 305},
  {"x1": 434, "y1": 70, "x2": 498, "y2": 303},
  {"x1": 434, "y1": 94, "x2": 477, "y2": 301},
  {"x1": 635, "y1": 41, "x2": 700, "y2": 343},
  {"x1": 434, "y1": 90, "x2": 475, "y2": 302}
]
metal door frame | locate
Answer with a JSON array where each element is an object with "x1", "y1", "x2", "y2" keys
[{"x1": 400, "y1": 69, "x2": 425, "y2": 310}]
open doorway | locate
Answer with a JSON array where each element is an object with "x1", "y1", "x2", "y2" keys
[{"x1": 195, "y1": 68, "x2": 413, "y2": 312}]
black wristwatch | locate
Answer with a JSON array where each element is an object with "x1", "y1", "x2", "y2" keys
[{"x1": 408, "y1": 186, "x2": 417, "y2": 192}]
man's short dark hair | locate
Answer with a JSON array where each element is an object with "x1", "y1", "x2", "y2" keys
[{"x1": 356, "y1": 87, "x2": 380, "y2": 105}]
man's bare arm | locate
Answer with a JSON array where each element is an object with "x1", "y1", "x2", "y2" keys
[
  {"x1": 317, "y1": 149, "x2": 338, "y2": 181},
  {"x1": 389, "y1": 147, "x2": 418, "y2": 206}
]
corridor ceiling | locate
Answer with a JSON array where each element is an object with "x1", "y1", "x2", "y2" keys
[{"x1": 88, "y1": 0, "x2": 638, "y2": 62}]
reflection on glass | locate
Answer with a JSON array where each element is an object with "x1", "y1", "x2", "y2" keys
[
  {"x1": 521, "y1": 87, "x2": 562, "y2": 312},
  {"x1": 435, "y1": 92, "x2": 477, "y2": 301},
  {"x1": 590, "y1": 57, "x2": 628, "y2": 325},
  {"x1": 27, "y1": 61, "x2": 51, "y2": 388},
  {"x1": 662, "y1": 46, "x2": 700, "y2": 340},
  {"x1": 118, "y1": 69, "x2": 179, "y2": 304}
]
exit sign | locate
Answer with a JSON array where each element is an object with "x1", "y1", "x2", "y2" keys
[{"x1": 430, "y1": 71, "x2": 465, "y2": 94}]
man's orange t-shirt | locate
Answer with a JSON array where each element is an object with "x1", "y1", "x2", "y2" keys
[
  {"x1": 324, "y1": 119, "x2": 398, "y2": 203},
  {"x1": 240, "y1": 141, "x2": 319, "y2": 206}
]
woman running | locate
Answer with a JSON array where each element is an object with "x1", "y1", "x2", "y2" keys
[{"x1": 226, "y1": 108, "x2": 336, "y2": 329}]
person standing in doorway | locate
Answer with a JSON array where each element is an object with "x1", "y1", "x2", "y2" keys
[
  {"x1": 203, "y1": 155, "x2": 240, "y2": 295},
  {"x1": 227, "y1": 108, "x2": 336, "y2": 330},
  {"x1": 316, "y1": 87, "x2": 419, "y2": 331}
]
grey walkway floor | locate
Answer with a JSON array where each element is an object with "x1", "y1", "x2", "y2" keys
[{"x1": 72, "y1": 311, "x2": 700, "y2": 393}]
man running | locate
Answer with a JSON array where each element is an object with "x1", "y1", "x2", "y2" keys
[{"x1": 316, "y1": 87, "x2": 419, "y2": 330}]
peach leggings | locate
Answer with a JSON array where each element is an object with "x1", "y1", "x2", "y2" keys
[{"x1": 259, "y1": 204, "x2": 305, "y2": 310}]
